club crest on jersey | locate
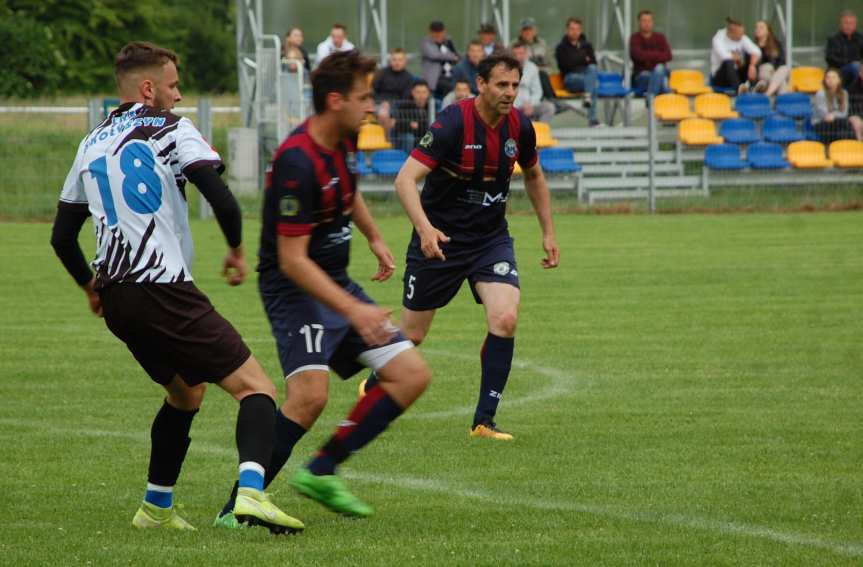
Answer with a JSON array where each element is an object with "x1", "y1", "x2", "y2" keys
[
  {"x1": 280, "y1": 196, "x2": 299, "y2": 216},
  {"x1": 419, "y1": 131, "x2": 434, "y2": 148},
  {"x1": 493, "y1": 261, "x2": 511, "y2": 276},
  {"x1": 504, "y1": 138, "x2": 517, "y2": 158}
]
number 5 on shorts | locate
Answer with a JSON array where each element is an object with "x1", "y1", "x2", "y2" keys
[
  {"x1": 299, "y1": 324, "x2": 323, "y2": 353},
  {"x1": 406, "y1": 275, "x2": 416, "y2": 300}
]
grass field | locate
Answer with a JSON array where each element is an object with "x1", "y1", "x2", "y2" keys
[{"x1": 1, "y1": 211, "x2": 862, "y2": 566}]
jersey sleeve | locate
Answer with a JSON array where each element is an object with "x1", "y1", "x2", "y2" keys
[
  {"x1": 272, "y1": 150, "x2": 318, "y2": 237},
  {"x1": 58, "y1": 138, "x2": 88, "y2": 204},
  {"x1": 409, "y1": 105, "x2": 460, "y2": 169},
  {"x1": 517, "y1": 114, "x2": 538, "y2": 169},
  {"x1": 174, "y1": 117, "x2": 224, "y2": 175}
]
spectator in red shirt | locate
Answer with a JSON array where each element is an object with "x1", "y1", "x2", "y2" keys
[{"x1": 629, "y1": 10, "x2": 672, "y2": 97}]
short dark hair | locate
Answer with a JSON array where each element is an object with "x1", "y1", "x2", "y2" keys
[
  {"x1": 467, "y1": 39, "x2": 483, "y2": 50},
  {"x1": 511, "y1": 40, "x2": 527, "y2": 50},
  {"x1": 390, "y1": 47, "x2": 406, "y2": 55},
  {"x1": 479, "y1": 23, "x2": 497, "y2": 35},
  {"x1": 429, "y1": 20, "x2": 445, "y2": 32},
  {"x1": 332, "y1": 23, "x2": 347, "y2": 32},
  {"x1": 477, "y1": 52, "x2": 522, "y2": 82},
  {"x1": 455, "y1": 79, "x2": 471, "y2": 87},
  {"x1": 566, "y1": 17, "x2": 583, "y2": 27},
  {"x1": 726, "y1": 17, "x2": 743, "y2": 27},
  {"x1": 412, "y1": 79, "x2": 430, "y2": 89},
  {"x1": 638, "y1": 10, "x2": 653, "y2": 19},
  {"x1": 115, "y1": 41, "x2": 179, "y2": 84},
  {"x1": 311, "y1": 50, "x2": 376, "y2": 114}
]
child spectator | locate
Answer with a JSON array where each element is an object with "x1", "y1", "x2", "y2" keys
[
  {"x1": 751, "y1": 20, "x2": 789, "y2": 95},
  {"x1": 812, "y1": 68, "x2": 863, "y2": 142}
]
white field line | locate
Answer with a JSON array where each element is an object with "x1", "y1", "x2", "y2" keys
[{"x1": 2, "y1": 418, "x2": 861, "y2": 558}]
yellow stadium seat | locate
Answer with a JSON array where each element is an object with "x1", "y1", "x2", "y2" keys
[
  {"x1": 357, "y1": 123, "x2": 392, "y2": 151},
  {"x1": 828, "y1": 140, "x2": 863, "y2": 168},
  {"x1": 787, "y1": 141, "x2": 833, "y2": 168},
  {"x1": 678, "y1": 118, "x2": 723, "y2": 146},
  {"x1": 532, "y1": 121, "x2": 559, "y2": 148},
  {"x1": 669, "y1": 69, "x2": 712, "y2": 96},
  {"x1": 549, "y1": 73, "x2": 579, "y2": 98},
  {"x1": 654, "y1": 93, "x2": 695, "y2": 122},
  {"x1": 694, "y1": 93, "x2": 739, "y2": 119},
  {"x1": 789, "y1": 67, "x2": 824, "y2": 94}
]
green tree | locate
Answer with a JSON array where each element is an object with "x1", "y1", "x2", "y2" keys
[{"x1": 0, "y1": 13, "x2": 62, "y2": 96}]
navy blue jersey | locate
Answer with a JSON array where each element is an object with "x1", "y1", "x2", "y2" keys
[
  {"x1": 410, "y1": 98, "x2": 538, "y2": 242},
  {"x1": 258, "y1": 120, "x2": 357, "y2": 293}
]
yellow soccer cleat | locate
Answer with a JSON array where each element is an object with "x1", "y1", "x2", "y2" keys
[
  {"x1": 233, "y1": 487, "x2": 305, "y2": 535},
  {"x1": 469, "y1": 422, "x2": 514, "y2": 441},
  {"x1": 357, "y1": 378, "x2": 368, "y2": 401},
  {"x1": 132, "y1": 501, "x2": 196, "y2": 530}
]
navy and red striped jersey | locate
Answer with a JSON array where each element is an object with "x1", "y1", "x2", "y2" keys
[
  {"x1": 258, "y1": 119, "x2": 357, "y2": 293},
  {"x1": 410, "y1": 98, "x2": 538, "y2": 242}
]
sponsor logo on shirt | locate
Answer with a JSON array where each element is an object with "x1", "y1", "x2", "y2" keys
[
  {"x1": 464, "y1": 144, "x2": 483, "y2": 150},
  {"x1": 280, "y1": 195, "x2": 299, "y2": 216},
  {"x1": 493, "y1": 262, "x2": 510, "y2": 276},
  {"x1": 419, "y1": 132, "x2": 434, "y2": 148}
]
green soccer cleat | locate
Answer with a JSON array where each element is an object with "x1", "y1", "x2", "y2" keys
[
  {"x1": 233, "y1": 487, "x2": 305, "y2": 535},
  {"x1": 132, "y1": 501, "x2": 196, "y2": 530},
  {"x1": 212, "y1": 511, "x2": 246, "y2": 529},
  {"x1": 289, "y1": 468, "x2": 373, "y2": 518}
]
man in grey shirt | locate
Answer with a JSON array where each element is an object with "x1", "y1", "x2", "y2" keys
[
  {"x1": 512, "y1": 41, "x2": 555, "y2": 123},
  {"x1": 421, "y1": 20, "x2": 460, "y2": 99}
]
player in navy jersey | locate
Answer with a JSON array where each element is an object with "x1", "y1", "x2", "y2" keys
[
  {"x1": 214, "y1": 50, "x2": 432, "y2": 523},
  {"x1": 50, "y1": 42, "x2": 303, "y2": 534},
  {"x1": 361, "y1": 52, "x2": 560, "y2": 441}
]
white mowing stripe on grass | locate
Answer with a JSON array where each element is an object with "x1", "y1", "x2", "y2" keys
[{"x1": 2, "y1": 418, "x2": 861, "y2": 558}]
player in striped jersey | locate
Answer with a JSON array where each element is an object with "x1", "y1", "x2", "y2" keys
[
  {"x1": 50, "y1": 41, "x2": 303, "y2": 534},
  {"x1": 361, "y1": 52, "x2": 560, "y2": 441}
]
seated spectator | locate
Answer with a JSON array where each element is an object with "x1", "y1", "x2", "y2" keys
[
  {"x1": 751, "y1": 20, "x2": 789, "y2": 96},
  {"x1": 629, "y1": 10, "x2": 672, "y2": 97},
  {"x1": 452, "y1": 40, "x2": 485, "y2": 95},
  {"x1": 711, "y1": 17, "x2": 761, "y2": 94},
  {"x1": 421, "y1": 20, "x2": 460, "y2": 99},
  {"x1": 441, "y1": 79, "x2": 473, "y2": 108},
  {"x1": 393, "y1": 80, "x2": 432, "y2": 152},
  {"x1": 812, "y1": 68, "x2": 863, "y2": 142},
  {"x1": 512, "y1": 41, "x2": 555, "y2": 123},
  {"x1": 555, "y1": 17, "x2": 599, "y2": 126},
  {"x1": 282, "y1": 27, "x2": 311, "y2": 73},
  {"x1": 516, "y1": 18, "x2": 555, "y2": 100},
  {"x1": 849, "y1": 64, "x2": 863, "y2": 117},
  {"x1": 826, "y1": 10, "x2": 863, "y2": 88},
  {"x1": 374, "y1": 48, "x2": 416, "y2": 131},
  {"x1": 478, "y1": 23, "x2": 504, "y2": 57},
  {"x1": 373, "y1": 48, "x2": 414, "y2": 102},
  {"x1": 315, "y1": 23, "x2": 355, "y2": 66}
]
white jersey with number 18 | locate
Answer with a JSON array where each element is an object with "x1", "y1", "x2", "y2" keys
[{"x1": 59, "y1": 102, "x2": 222, "y2": 289}]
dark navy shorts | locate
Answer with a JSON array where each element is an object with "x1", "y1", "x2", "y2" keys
[
  {"x1": 261, "y1": 280, "x2": 412, "y2": 380},
  {"x1": 402, "y1": 233, "x2": 520, "y2": 311}
]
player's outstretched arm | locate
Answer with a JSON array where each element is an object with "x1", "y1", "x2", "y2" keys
[
  {"x1": 523, "y1": 163, "x2": 560, "y2": 269},
  {"x1": 394, "y1": 157, "x2": 451, "y2": 261},
  {"x1": 50, "y1": 202, "x2": 102, "y2": 316},
  {"x1": 350, "y1": 190, "x2": 395, "y2": 282},
  {"x1": 186, "y1": 166, "x2": 247, "y2": 285},
  {"x1": 277, "y1": 234, "x2": 395, "y2": 347}
]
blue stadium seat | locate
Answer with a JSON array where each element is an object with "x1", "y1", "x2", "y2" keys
[
  {"x1": 775, "y1": 92, "x2": 812, "y2": 120},
  {"x1": 718, "y1": 119, "x2": 760, "y2": 144},
  {"x1": 802, "y1": 120, "x2": 820, "y2": 141},
  {"x1": 539, "y1": 148, "x2": 582, "y2": 173},
  {"x1": 704, "y1": 144, "x2": 747, "y2": 170},
  {"x1": 370, "y1": 149, "x2": 408, "y2": 176},
  {"x1": 596, "y1": 72, "x2": 631, "y2": 97},
  {"x1": 735, "y1": 93, "x2": 773, "y2": 119},
  {"x1": 746, "y1": 142, "x2": 789, "y2": 170},
  {"x1": 355, "y1": 151, "x2": 373, "y2": 176},
  {"x1": 763, "y1": 116, "x2": 804, "y2": 143}
]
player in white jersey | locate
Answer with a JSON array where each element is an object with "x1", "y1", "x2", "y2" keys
[{"x1": 50, "y1": 41, "x2": 304, "y2": 534}]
